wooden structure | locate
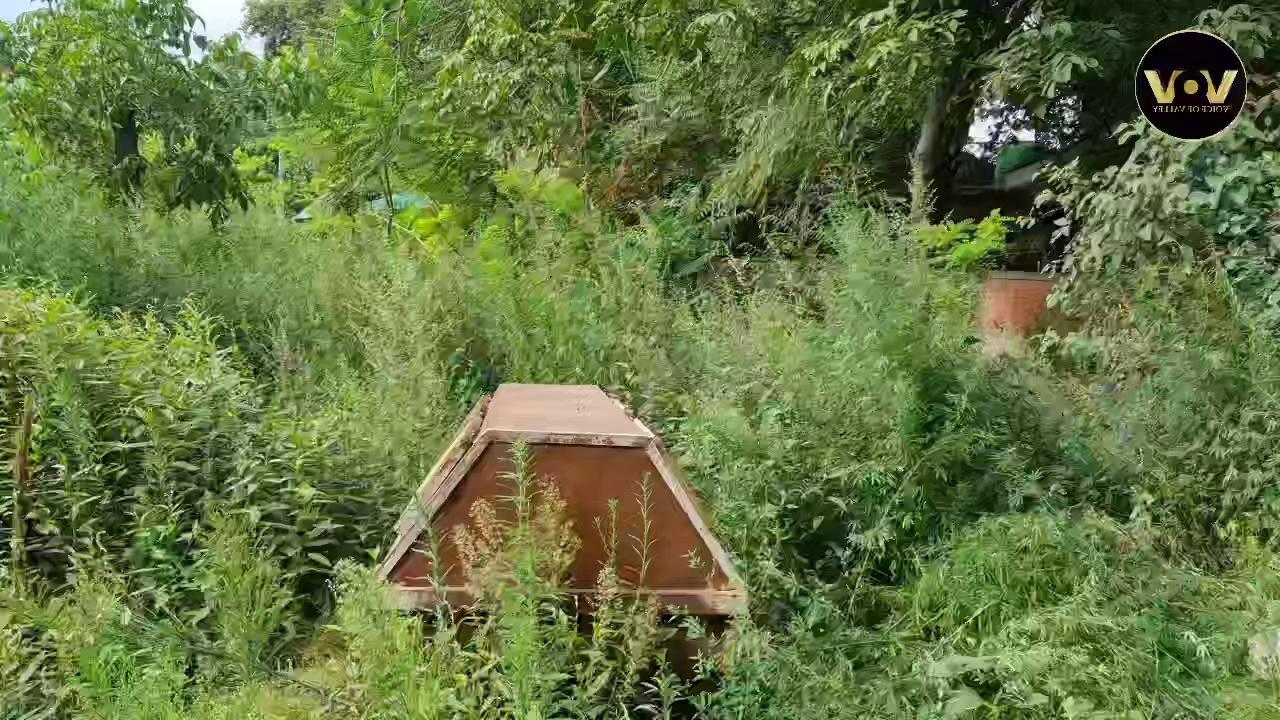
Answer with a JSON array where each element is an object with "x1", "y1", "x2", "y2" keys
[
  {"x1": 379, "y1": 384, "x2": 746, "y2": 615},
  {"x1": 978, "y1": 271, "x2": 1058, "y2": 338}
]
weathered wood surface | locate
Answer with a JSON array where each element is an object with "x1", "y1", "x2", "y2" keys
[{"x1": 379, "y1": 384, "x2": 748, "y2": 616}]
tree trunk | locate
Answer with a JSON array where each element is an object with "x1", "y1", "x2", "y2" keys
[
  {"x1": 913, "y1": 82, "x2": 951, "y2": 198},
  {"x1": 111, "y1": 106, "x2": 144, "y2": 192},
  {"x1": 912, "y1": 74, "x2": 977, "y2": 220},
  {"x1": 112, "y1": 107, "x2": 139, "y2": 164}
]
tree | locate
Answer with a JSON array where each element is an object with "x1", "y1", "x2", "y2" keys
[
  {"x1": 242, "y1": 0, "x2": 336, "y2": 56},
  {"x1": 304, "y1": 0, "x2": 489, "y2": 224},
  {"x1": 108, "y1": 0, "x2": 1257, "y2": 240},
  {"x1": 2, "y1": 0, "x2": 303, "y2": 224},
  {"x1": 786, "y1": 0, "x2": 1214, "y2": 209},
  {"x1": 408, "y1": 0, "x2": 1231, "y2": 229},
  {"x1": 978, "y1": 0, "x2": 1215, "y2": 150},
  {"x1": 1044, "y1": 5, "x2": 1280, "y2": 327}
]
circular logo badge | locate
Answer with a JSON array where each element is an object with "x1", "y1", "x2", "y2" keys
[{"x1": 1136, "y1": 30, "x2": 1246, "y2": 140}]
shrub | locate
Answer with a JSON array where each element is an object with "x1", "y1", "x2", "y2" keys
[
  {"x1": 6, "y1": 119, "x2": 1280, "y2": 718},
  {"x1": 0, "y1": 286, "x2": 402, "y2": 623}
]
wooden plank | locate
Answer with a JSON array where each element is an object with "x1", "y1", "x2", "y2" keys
[
  {"x1": 392, "y1": 586, "x2": 748, "y2": 615},
  {"x1": 422, "y1": 432, "x2": 493, "y2": 518},
  {"x1": 606, "y1": 392, "x2": 663, "y2": 442},
  {"x1": 377, "y1": 518, "x2": 425, "y2": 580},
  {"x1": 377, "y1": 396, "x2": 489, "y2": 579},
  {"x1": 644, "y1": 441, "x2": 748, "y2": 594},
  {"x1": 412, "y1": 395, "x2": 489, "y2": 518},
  {"x1": 477, "y1": 428, "x2": 652, "y2": 447},
  {"x1": 482, "y1": 384, "x2": 652, "y2": 437}
]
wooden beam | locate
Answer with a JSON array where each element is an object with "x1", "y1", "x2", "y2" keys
[
  {"x1": 644, "y1": 441, "x2": 747, "y2": 595},
  {"x1": 477, "y1": 428, "x2": 652, "y2": 447},
  {"x1": 392, "y1": 586, "x2": 749, "y2": 616},
  {"x1": 377, "y1": 396, "x2": 488, "y2": 580}
]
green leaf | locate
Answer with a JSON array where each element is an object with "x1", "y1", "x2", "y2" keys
[{"x1": 944, "y1": 687, "x2": 985, "y2": 718}]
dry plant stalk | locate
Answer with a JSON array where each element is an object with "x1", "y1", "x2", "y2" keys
[{"x1": 452, "y1": 445, "x2": 581, "y2": 601}]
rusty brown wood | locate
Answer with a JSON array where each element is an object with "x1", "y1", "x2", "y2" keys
[
  {"x1": 477, "y1": 428, "x2": 651, "y2": 447},
  {"x1": 378, "y1": 395, "x2": 488, "y2": 579},
  {"x1": 394, "y1": 442, "x2": 731, "y2": 590},
  {"x1": 392, "y1": 586, "x2": 748, "y2": 615},
  {"x1": 481, "y1": 384, "x2": 652, "y2": 437},
  {"x1": 380, "y1": 384, "x2": 749, "y2": 616},
  {"x1": 421, "y1": 434, "x2": 493, "y2": 518},
  {"x1": 643, "y1": 441, "x2": 746, "y2": 592}
]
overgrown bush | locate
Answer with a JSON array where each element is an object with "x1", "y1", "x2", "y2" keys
[
  {"x1": 0, "y1": 285, "x2": 407, "y2": 626},
  {"x1": 7, "y1": 56, "x2": 1280, "y2": 714}
]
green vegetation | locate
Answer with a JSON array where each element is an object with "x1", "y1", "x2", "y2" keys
[
  {"x1": 918, "y1": 209, "x2": 1014, "y2": 270},
  {"x1": 0, "y1": 0, "x2": 311, "y2": 224},
  {"x1": 2, "y1": 0, "x2": 1280, "y2": 718}
]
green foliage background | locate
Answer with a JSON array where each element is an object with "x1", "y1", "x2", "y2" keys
[{"x1": 1, "y1": 1, "x2": 1280, "y2": 719}]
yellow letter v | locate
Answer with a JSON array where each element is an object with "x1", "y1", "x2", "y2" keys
[
  {"x1": 1144, "y1": 70, "x2": 1182, "y2": 104},
  {"x1": 1201, "y1": 70, "x2": 1238, "y2": 104}
]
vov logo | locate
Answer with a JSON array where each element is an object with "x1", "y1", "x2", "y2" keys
[
  {"x1": 1136, "y1": 30, "x2": 1246, "y2": 140},
  {"x1": 1143, "y1": 69, "x2": 1238, "y2": 105}
]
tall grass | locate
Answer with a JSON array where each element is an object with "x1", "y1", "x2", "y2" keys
[{"x1": 5, "y1": 144, "x2": 1280, "y2": 717}]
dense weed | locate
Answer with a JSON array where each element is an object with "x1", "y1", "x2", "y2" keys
[{"x1": 3, "y1": 145, "x2": 1280, "y2": 717}]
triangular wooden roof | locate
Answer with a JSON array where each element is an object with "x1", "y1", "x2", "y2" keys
[{"x1": 378, "y1": 384, "x2": 746, "y2": 615}]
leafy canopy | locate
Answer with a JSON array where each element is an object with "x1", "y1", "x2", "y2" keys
[{"x1": 0, "y1": 0, "x2": 311, "y2": 224}]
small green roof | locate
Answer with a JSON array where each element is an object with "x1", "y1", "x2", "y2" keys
[{"x1": 369, "y1": 193, "x2": 427, "y2": 212}]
